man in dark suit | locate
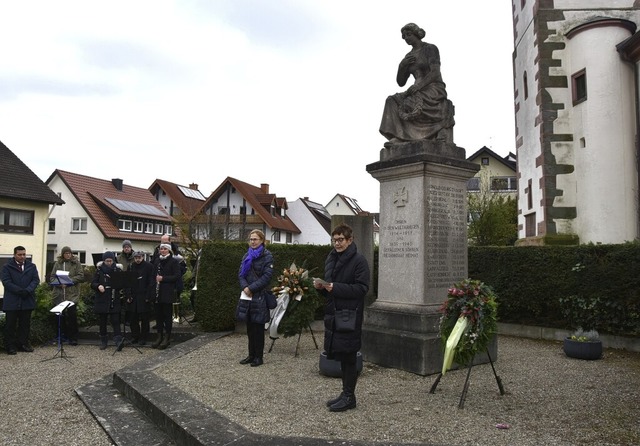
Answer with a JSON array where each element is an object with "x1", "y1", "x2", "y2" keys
[{"x1": 1, "y1": 246, "x2": 40, "y2": 355}]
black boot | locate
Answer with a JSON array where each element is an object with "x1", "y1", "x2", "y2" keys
[
  {"x1": 326, "y1": 392, "x2": 345, "y2": 407},
  {"x1": 158, "y1": 334, "x2": 171, "y2": 350},
  {"x1": 151, "y1": 333, "x2": 163, "y2": 349},
  {"x1": 329, "y1": 393, "x2": 356, "y2": 412},
  {"x1": 99, "y1": 336, "x2": 108, "y2": 351},
  {"x1": 239, "y1": 356, "x2": 255, "y2": 364},
  {"x1": 250, "y1": 357, "x2": 263, "y2": 367}
]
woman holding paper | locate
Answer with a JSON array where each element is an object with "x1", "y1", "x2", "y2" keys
[
  {"x1": 237, "y1": 229, "x2": 274, "y2": 367},
  {"x1": 50, "y1": 246, "x2": 84, "y2": 345}
]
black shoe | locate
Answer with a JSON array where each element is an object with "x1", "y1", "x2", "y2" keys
[
  {"x1": 250, "y1": 358, "x2": 264, "y2": 367},
  {"x1": 18, "y1": 344, "x2": 34, "y2": 352},
  {"x1": 7, "y1": 348, "x2": 17, "y2": 355},
  {"x1": 239, "y1": 356, "x2": 255, "y2": 365},
  {"x1": 326, "y1": 393, "x2": 345, "y2": 407},
  {"x1": 329, "y1": 395, "x2": 356, "y2": 412}
]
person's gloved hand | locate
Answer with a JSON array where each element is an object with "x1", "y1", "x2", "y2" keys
[{"x1": 18, "y1": 289, "x2": 31, "y2": 297}]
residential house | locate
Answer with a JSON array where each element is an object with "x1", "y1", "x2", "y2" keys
[
  {"x1": 149, "y1": 179, "x2": 207, "y2": 219},
  {"x1": 46, "y1": 170, "x2": 173, "y2": 265},
  {"x1": 196, "y1": 177, "x2": 300, "y2": 243},
  {"x1": 287, "y1": 197, "x2": 332, "y2": 245},
  {"x1": 0, "y1": 141, "x2": 64, "y2": 297},
  {"x1": 512, "y1": 1, "x2": 640, "y2": 244},
  {"x1": 466, "y1": 146, "x2": 517, "y2": 198},
  {"x1": 325, "y1": 193, "x2": 380, "y2": 245}
]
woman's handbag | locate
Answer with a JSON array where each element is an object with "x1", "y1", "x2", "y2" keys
[
  {"x1": 334, "y1": 307, "x2": 357, "y2": 332},
  {"x1": 265, "y1": 291, "x2": 277, "y2": 310}
]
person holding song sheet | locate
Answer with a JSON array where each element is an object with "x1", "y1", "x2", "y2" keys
[
  {"x1": 50, "y1": 246, "x2": 84, "y2": 345},
  {"x1": 91, "y1": 251, "x2": 123, "y2": 350}
]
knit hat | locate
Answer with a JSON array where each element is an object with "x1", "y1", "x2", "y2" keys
[
  {"x1": 133, "y1": 251, "x2": 145, "y2": 257},
  {"x1": 122, "y1": 240, "x2": 132, "y2": 248},
  {"x1": 159, "y1": 243, "x2": 172, "y2": 253},
  {"x1": 61, "y1": 246, "x2": 72, "y2": 254},
  {"x1": 102, "y1": 251, "x2": 116, "y2": 261}
]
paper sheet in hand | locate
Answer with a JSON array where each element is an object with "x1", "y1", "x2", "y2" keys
[
  {"x1": 240, "y1": 290, "x2": 252, "y2": 300},
  {"x1": 313, "y1": 277, "x2": 330, "y2": 287},
  {"x1": 50, "y1": 300, "x2": 75, "y2": 314}
]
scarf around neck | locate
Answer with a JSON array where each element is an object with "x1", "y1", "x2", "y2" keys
[{"x1": 240, "y1": 244, "x2": 264, "y2": 277}]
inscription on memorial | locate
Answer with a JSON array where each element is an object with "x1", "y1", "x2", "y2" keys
[
  {"x1": 426, "y1": 184, "x2": 467, "y2": 288},
  {"x1": 381, "y1": 220, "x2": 420, "y2": 259}
]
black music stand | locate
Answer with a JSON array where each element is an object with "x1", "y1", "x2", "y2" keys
[
  {"x1": 42, "y1": 301, "x2": 74, "y2": 363},
  {"x1": 109, "y1": 271, "x2": 143, "y2": 355}
]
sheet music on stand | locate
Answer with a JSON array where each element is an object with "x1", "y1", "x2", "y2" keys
[
  {"x1": 50, "y1": 270, "x2": 75, "y2": 286},
  {"x1": 50, "y1": 300, "x2": 75, "y2": 314}
]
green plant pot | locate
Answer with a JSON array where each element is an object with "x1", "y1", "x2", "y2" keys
[{"x1": 563, "y1": 337, "x2": 602, "y2": 360}]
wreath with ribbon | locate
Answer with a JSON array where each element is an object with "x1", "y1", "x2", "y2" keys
[{"x1": 439, "y1": 278, "x2": 498, "y2": 374}]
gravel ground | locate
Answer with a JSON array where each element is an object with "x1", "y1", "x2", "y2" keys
[
  {"x1": 157, "y1": 333, "x2": 640, "y2": 446},
  {"x1": 2, "y1": 333, "x2": 639, "y2": 446}
]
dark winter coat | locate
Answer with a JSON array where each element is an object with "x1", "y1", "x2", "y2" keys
[
  {"x1": 238, "y1": 247, "x2": 274, "y2": 325},
  {"x1": 1, "y1": 259, "x2": 40, "y2": 311},
  {"x1": 321, "y1": 243, "x2": 370, "y2": 354},
  {"x1": 91, "y1": 263, "x2": 123, "y2": 314},
  {"x1": 125, "y1": 260, "x2": 154, "y2": 313},
  {"x1": 152, "y1": 254, "x2": 181, "y2": 304},
  {"x1": 50, "y1": 255, "x2": 84, "y2": 304}
]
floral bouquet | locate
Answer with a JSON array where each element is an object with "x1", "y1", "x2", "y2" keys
[
  {"x1": 439, "y1": 278, "x2": 498, "y2": 374},
  {"x1": 269, "y1": 262, "x2": 322, "y2": 338}
]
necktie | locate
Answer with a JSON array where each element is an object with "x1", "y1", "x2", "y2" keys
[{"x1": 18, "y1": 263, "x2": 23, "y2": 272}]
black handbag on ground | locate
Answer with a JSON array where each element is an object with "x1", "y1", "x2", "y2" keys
[{"x1": 334, "y1": 307, "x2": 357, "y2": 332}]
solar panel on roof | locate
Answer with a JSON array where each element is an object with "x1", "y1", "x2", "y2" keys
[
  {"x1": 178, "y1": 185, "x2": 206, "y2": 201},
  {"x1": 105, "y1": 198, "x2": 167, "y2": 217}
]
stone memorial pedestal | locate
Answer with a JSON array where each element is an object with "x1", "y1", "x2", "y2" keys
[{"x1": 363, "y1": 140, "x2": 489, "y2": 376}]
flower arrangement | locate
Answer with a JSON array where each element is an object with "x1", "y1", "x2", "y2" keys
[
  {"x1": 270, "y1": 262, "x2": 322, "y2": 338},
  {"x1": 439, "y1": 278, "x2": 498, "y2": 373}
]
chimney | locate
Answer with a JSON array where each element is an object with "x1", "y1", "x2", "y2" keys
[
  {"x1": 189, "y1": 183, "x2": 199, "y2": 190},
  {"x1": 112, "y1": 178, "x2": 123, "y2": 191},
  {"x1": 260, "y1": 183, "x2": 269, "y2": 194},
  {"x1": 303, "y1": 197, "x2": 309, "y2": 201}
]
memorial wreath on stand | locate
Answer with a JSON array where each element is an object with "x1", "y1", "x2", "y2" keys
[
  {"x1": 268, "y1": 262, "x2": 322, "y2": 340},
  {"x1": 439, "y1": 278, "x2": 498, "y2": 375}
]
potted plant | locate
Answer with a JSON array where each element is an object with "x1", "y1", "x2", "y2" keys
[{"x1": 563, "y1": 328, "x2": 603, "y2": 360}]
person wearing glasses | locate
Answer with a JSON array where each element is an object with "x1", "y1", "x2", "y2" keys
[
  {"x1": 314, "y1": 224, "x2": 370, "y2": 412},
  {"x1": 151, "y1": 243, "x2": 181, "y2": 350},
  {"x1": 91, "y1": 251, "x2": 123, "y2": 350},
  {"x1": 237, "y1": 229, "x2": 274, "y2": 367}
]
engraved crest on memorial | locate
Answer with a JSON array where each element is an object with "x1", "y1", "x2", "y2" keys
[{"x1": 393, "y1": 186, "x2": 408, "y2": 207}]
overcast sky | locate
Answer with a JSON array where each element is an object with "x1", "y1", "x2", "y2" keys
[{"x1": 0, "y1": 1, "x2": 514, "y2": 213}]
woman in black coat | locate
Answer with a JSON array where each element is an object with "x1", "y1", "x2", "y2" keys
[
  {"x1": 91, "y1": 251, "x2": 123, "y2": 350},
  {"x1": 125, "y1": 252, "x2": 155, "y2": 345},
  {"x1": 237, "y1": 229, "x2": 274, "y2": 367},
  {"x1": 314, "y1": 224, "x2": 370, "y2": 412},
  {"x1": 151, "y1": 244, "x2": 181, "y2": 350}
]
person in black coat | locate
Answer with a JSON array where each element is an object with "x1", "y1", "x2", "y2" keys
[
  {"x1": 151, "y1": 243, "x2": 181, "y2": 350},
  {"x1": 91, "y1": 251, "x2": 123, "y2": 350},
  {"x1": 125, "y1": 251, "x2": 154, "y2": 345},
  {"x1": 237, "y1": 229, "x2": 274, "y2": 367},
  {"x1": 1, "y1": 246, "x2": 40, "y2": 355},
  {"x1": 314, "y1": 224, "x2": 370, "y2": 412}
]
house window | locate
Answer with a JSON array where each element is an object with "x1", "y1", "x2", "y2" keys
[
  {"x1": 572, "y1": 69, "x2": 587, "y2": 105},
  {"x1": 525, "y1": 213, "x2": 536, "y2": 237},
  {"x1": 71, "y1": 217, "x2": 88, "y2": 233},
  {"x1": 165, "y1": 225, "x2": 173, "y2": 235},
  {"x1": 490, "y1": 177, "x2": 517, "y2": 191},
  {"x1": 481, "y1": 157, "x2": 489, "y2": 165},
  {"x1": 467, "y1": 177, "x2": 480, "y2": 191},
  {"x1": 155, "y1": 224, "x2": 163, "y2": 234},
  {"x1": 145, "y1": 223, "x2": 154, "y2": 233},
  {"x1": 48, "y1": 218, "x2": 56, "y2": 233},
  {"x1": 77, "y1": 251, "x2": 87, "y2": 264},
  {"x1": 286, "y1": 232, "x2": 292, "y2": 244},
  {"x1": 527, "y1": 179, "x2": 533, "y2": 210},
  {"x1": 523, "y1": 71, "x2": 528, "y2": 100},
  {"x1": 272, "y1": 230, "x2": 281, "y2": 242},
  {"x1": 0, "y1": 208, "x2": 34, "y2": 234},
  {"x1": 117, "y1": 219, "x2": 132, "y2": 231},
  {"x1": 134, "y1": 222, "x2": 143, "y2": 233}
]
